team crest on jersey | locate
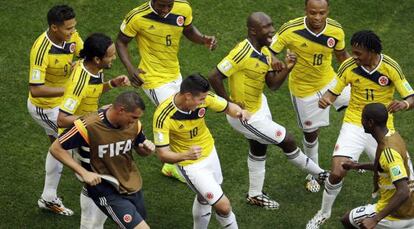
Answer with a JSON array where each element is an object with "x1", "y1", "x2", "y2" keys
[
  {"x1": 69, "y1": 43, "x2": 76, "y2": 53},
  {"x1": 123, "y1": 214, "x2": 132, "y2": 223},
  {"x1": 205, "y1": 192, "x2": 214, "y2": 200},
  {"x1": 378, "y1": 75, "x2": 389, "y2": 86},
  {"x1": 176, "y1": 16, "x2": 185, "y2": 26},
  {"x1": 198, "y1": 108, "x2": 206, "y2": 117},
  {"x1": 327, "y1": 37, "x2": 336, "y2": 48}
]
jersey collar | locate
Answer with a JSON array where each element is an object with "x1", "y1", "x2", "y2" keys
[
  {"x1": 81, "y1": 61, "x2": 101, "y2": 79},
  {"x1": 246, "y1": 39, "x2": 263, "y2": 56},
  {"x1": 360, "y1": 54, "x2": 383, "y2": 75},
  {"x1": 45, "y1": 30, "x2": 66, "y2": 49},
  {"x1": 149, "y1": 1, "x2": 171, "y2": 18},
  {"x1": 303, "y1": 16, "x2": 327, "y2": 37}
]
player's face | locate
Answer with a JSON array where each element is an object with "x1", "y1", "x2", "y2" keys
[
  {"x1": 351, "y1": 45, "x2": 372, "y2": 66},
  {"x1": 185, "y1": 92, "x2": 208, "y2": 111},
  {"x1": 118, "y1": 107, "x2": 144, "y2": 129},
  {"x1": 256, "y1": 16, "x2": 275, "y2": 47},
  {"x1": 99, "y1": 44, "x2": 116, "y2": 69},
  {"x1": 152, "y1": 0, "x2": 174, "y2": 18},
  {"x1": 53, "y1": 18, "x2": 77, "y2": 42},
  {"x1": 305, "y1": 0, "x2": 329, "y2": 31}
]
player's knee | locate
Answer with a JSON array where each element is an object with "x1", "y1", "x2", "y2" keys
[
  {"x1": 214, "y1": 196, "x2": 232, "y2": 215},
  {"x1": 278, "y1": 133, "x2": 297, "y2": 152}
]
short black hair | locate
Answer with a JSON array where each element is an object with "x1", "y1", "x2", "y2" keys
[
  {"x1": 113, "y1": 91, "x2": 146, "y2": 112},
  {"x1": 79, "y1": 33, "x2": 113, "y2": 61},
  {"x1": 351, "y1": 30, "x2": 382, "y2": 54},
  {"x1": 362, "y1": 103, "x2": 388, "y2": 127},
  {"x1": 305, "y1": 0, "x2": 329, "y2": 6},
  {"x1": 47, "y1": 5, "x2": 75, "y2": 26},
  {"x1": 180, "y1": 73, "x2": 210, "y2": 96}
]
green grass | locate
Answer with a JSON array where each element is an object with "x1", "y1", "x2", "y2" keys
[{"x1": 1, "y1": 0, "x2": 414, "y2": 228}]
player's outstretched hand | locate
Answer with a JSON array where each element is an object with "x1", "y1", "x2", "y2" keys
[
  {"x1": 341, "y1": 161, "x2": 359, "y2": 170},
  {"x1": 359, "y1": 217, "x2": 378, "y2": 229},
  {"x1": 203, "y1": 35, "x2": 217, "y2": 51},
  {"x1": 285, "y1": 49, "x2": 297, "y2": 70},
  {"x1": 271, "y1": 57, "x2": 285, "y2": 72},
  {"x1": 185, "y1": 146, "x2": 202, "y2": 160},
  {"x1": 387, "y1": 99, "x2": 409, "y2": 113},
  {"x1": 237, "y1": 109, "x2": 251, "y2": 122},
  {"x1": 82, "y1": 171, "x2": 102, "y2": 186},
  {"x1": 130, "y1": 68, "x2": 146, "y2": 87},
  {"x1": 138, "y1": 139, "x2": 155, "y2": 156},
  {"x1": 111, "y1": 75, "x2": 131, "y2": 87}
]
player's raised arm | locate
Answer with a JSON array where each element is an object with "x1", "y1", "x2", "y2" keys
[
  {"x1": 156, "y1": 146, "x2": 201, "y2": 164},
  {"x1": 334, "y1": 49, "x2": 350, "y2": 64},
  {"x1": 265, "y1": 49, "x2": 296, "y2": 91},
  {"x1": 183, "y1": 24, "x2": 217, "y2": 50}
]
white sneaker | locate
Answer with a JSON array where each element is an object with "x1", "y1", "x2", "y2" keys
[
  {"x1": 246, "y1": 192, "x2": 280, "y2": 210},
  {"x1": 38, "y1": 197, "x2": 74, "y2": 216},
  {"x1": 306, "y1": 210, "x2": 330, "y2": 229},
  {"x1": 305, "y1": 174, "x2": 320, "y2": 193}
]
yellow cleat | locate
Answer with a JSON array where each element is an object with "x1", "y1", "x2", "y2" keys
[{"x1": 161, "y1": 163, "x2": 186, "y2": 183}]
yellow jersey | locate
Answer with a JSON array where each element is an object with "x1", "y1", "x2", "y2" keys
[
  {"x1": 216, "y1": 39, "x2": 273, "y2": 113},
  {"x1": 120, "y1": 0, "x2": 193, "y2": 89},
  {"x1": 330, "y1": 55, "x2": 414, "y2": 128},
  {"x1": 153, "y1": 92, "x2": 228, "y2": 166},
  {"x1": 29, "y1": 31, "x2": 83, "y2": 108},
  {"x1": 59, "y1": 61, "x2": 104, "y2": 116},
  {"x1": 376, "y1": 131, "x2": 414, "y2": 220},
  {"x1": 270, "y1": 17, "x2": 346, "y2": 97}
]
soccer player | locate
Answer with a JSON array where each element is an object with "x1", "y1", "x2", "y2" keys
[
  {"x1": 27, "y1": 4, "x2": 83, "y2": 216},
  {"x1": 153, "y1": 74, "x2": 246, "y2": 229},
  {"x1": 51, "y1": 91, "x2": 154, "y2": 229},
  {"x1": 269, "y1": 0, "x2": 351, "y2": 192},
  {"x1": 209, "y1": 12, "x2": 328, "y2": 210},
  {"x1": 58, "y1": 33, "x2": 130, "y2": 229},
  {"x1": 341, "y1": 103, "x2": 414, "y2": 229},
  {"x1": 116, "y1": 0, "x2": 217, "y2": 182},
  {"x1": 306, "y1": 30, "x2": 414, "y2": 229}
]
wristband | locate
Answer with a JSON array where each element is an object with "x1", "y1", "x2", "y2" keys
[{"x1": 403, "y1": 100, "x2": 410, "y2": 110}]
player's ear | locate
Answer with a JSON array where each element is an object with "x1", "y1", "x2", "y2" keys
[
  {"x1": 50, "y1": 24, "x2": 58, "y2": 32},
  {"x1": 93, "y1": 56, "x2": 100, "y2": 65}
]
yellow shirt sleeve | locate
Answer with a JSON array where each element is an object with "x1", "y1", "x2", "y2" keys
[
  {"x1": 72, "y1": 31, "x2": 84, "y2": 57},
  {"x1": 206, "y1": 92, "x2": 228, "y2": 113},
  {"x1": 330, "y1": 60, "x2": 351, "y2": 95},
  {"x1": 269, "y1": 32, "x2": 286, "y2": 54},
  {"x1": 387, "y1": 64, "x2": 414, "y2": 98},
  {"x1": 29, "y1": 41, "x2": 49, "y2": 85},
  {"x1": 120, "y1": 10, "x2": 139, "y2": 38},
  {"x1": 183, "y1": 4, "x2": 193, "y2": 26},
  {"x1": 216, "y1": 48, "x2": 242, "y2": 78},
  {"x1": 59, "y1": 71, "x2": 88, "y2": 114},
  {"x1": 380, "y1": 148, "x2": 408, "y2": 183},
  {"x1": 334, "y1": 29, "x2": 346, "y2": 51},
  {"x1": 153, "y1": 118, "x2": 170, "y2": 147}
]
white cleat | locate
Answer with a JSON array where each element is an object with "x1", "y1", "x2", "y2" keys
[
  {"x1": 306, "y1": 210, "x2": 330, "y2": 229},
  {"x1": 246, "y1": 192, "x2": 280, "y2": 210},
  {"x1": 38, "y1": 197, "x2": 74, "y2": 216}
]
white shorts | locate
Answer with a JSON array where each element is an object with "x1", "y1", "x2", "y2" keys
[
  {"x1": 291, "y1": 78, "x2": 351, "y2": 132},
  {"x1": 143, "y1": 76, "x2": 182, "y2": 106},
  {"x1": 178, "y1": 147, "x2": 224, "y2": 205},
  {"x1": 332, "y1": 122, "x2": 377, "y2": 161},
  {"x1": 226, "y1": 94, "x2": 286, "y2": 144},
  {"x1": 27, "y1": 99, "x2": 58, "y2": 137},
  {"x1": 349, "y1": 204, "x2": 414, "y2": 228}
]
